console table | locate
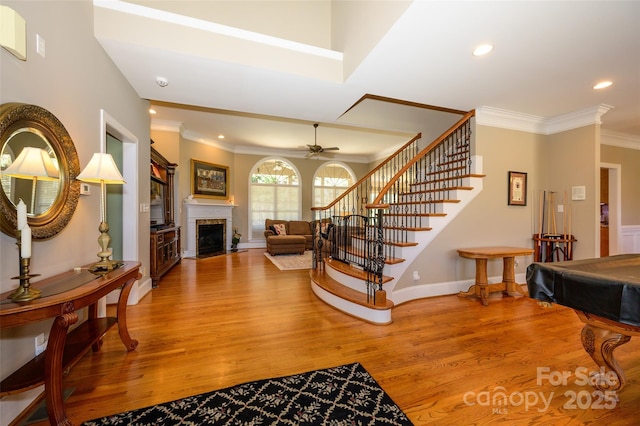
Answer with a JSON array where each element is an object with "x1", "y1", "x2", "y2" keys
[
  {"x1": 458, "y1": 246, "x2": 534, "y2": 306},
  {"x1": 0, "y1": 261, "x2": 141, "y2": 426}
]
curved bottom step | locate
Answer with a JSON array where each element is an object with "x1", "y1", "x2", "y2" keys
[{"x1": 309, "y1": 271, "x2": 393, "y2": 325}]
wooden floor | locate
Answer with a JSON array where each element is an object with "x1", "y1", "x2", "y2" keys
[{"x1": 21, "y1": 249, "x2": 639, "y2": 425}]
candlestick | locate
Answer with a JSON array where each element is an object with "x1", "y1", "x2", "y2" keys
[
  {"x1": 17, "y1": 199, "x2": 27, "y2": 230},
  {"x1": 20, "y1": 225, "x2": 31, "y2": 258},
  {"x1": 9, "y1": 256, "x2": 41, "y2": 302}
]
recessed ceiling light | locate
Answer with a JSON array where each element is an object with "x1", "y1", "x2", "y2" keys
[
  {"x1": 473, "y1": 44, "x2": 493, "y2": 56},
  {"x1": 149, "y1": 108, "x2": 157, "y2": 114},
  {"x1": 593, "y1": 81, "x2": 613, "y2": 90},
  {"x1": 218, "y1": 134, "x2": 225, "y2": 139}
]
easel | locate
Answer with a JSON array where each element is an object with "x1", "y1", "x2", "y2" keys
[{"x1": 533, "y1": 190, "x2": 576, "y2": 262}]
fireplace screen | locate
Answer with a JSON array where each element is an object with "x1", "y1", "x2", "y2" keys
[{"x1": 196, "y1": 219, "x2": 226, "y2": 257}]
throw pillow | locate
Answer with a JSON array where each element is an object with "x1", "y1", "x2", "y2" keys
[
  {"x1": 269, "y1": 225, "x2": 278, "y2": 234},
  {"x1": 273, "y1": 223, "x2": 287, "y2": 235}
]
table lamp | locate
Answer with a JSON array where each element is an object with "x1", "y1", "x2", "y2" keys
[
  {"x1": 2, "y1": 146, "x2": 59, "y2": 214},
  {"x1": 77, "y1": 152, "x2": 125, "y2": 274}
]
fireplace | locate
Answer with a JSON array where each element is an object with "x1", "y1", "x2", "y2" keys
[
  {"x1": 183, "y1": 202, "x2": 235, "y2": 258},
  {"x1": 196, "y1": 219, "x2": 226, "y2": 257}
]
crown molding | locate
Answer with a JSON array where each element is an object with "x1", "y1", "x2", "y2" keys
[
  {"x1": 150, "y1": 119, "x2": 183, "y2": 133},
  {"x1": 476, "y1": 104, "x2": 615, "y2": 135},
  {"x1": 545, "y1": 104, "x2": 614, "y2": 134},
  {"x1": 601, "y1": 130, "x2": 640, "y2": 150},
  {"x1": 475, "y1": 106, "x2": 546, "y2": 134}
]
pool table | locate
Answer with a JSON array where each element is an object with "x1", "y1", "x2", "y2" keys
[{"x1": 526, "y1": 254, "x2": 640, "y2": 391}]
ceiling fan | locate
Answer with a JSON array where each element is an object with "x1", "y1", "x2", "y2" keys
[{"x1": 305, "y1": 123, "x2": 339, "y2": 158}]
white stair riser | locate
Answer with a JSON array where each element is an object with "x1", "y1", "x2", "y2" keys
[
  {"x1": 311, "y1": 281, "x2": 392, "y2": 325},
  {"x1": 325, "y1": 263, "x2": 372, "y2": 294}
]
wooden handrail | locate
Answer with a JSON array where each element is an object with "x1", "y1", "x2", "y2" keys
[
  {"x1": 370, "y1": 110, "x2": 475, "y2": 207},
  {"x1": 311, "y1": 133, "x2": 422, "y2": 213}
]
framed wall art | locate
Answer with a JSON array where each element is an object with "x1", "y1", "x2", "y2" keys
[
  {"x1": 508, "y1": 171, "x2": 527, "y2": 206},
  {"x1": 191, "y1": 159, "x2": 229, "y2": 200}
]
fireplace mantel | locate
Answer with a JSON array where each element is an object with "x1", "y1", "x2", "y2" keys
[{"x1": 184, "y1": 201, "x2": 235, "y2": 257}]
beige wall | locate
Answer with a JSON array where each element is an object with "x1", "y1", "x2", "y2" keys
[
  {"x1": 0, "y1": 1, "x2": 150, "y2": 421},
  {"x1": 395, "y1": 126, "x2": 545, "y2": 288},
  {"x1": 545, "y1": 126, "x2": 600, "y2": 259},
  {"x1": 601, "y1": 144, "x2": 640, "y2": 225}
]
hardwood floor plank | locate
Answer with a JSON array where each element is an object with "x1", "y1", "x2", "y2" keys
[{"x1": 17, "y1": 249, "x2": 638, "y2": 425}]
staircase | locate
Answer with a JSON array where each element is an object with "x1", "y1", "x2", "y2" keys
[{"x1": 310, "y1": 110, "x2": 484, "y2": 324}]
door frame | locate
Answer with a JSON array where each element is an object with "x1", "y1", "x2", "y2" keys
[{"x1": 600, "y1": 162, "x2": 621, "y2": 255}]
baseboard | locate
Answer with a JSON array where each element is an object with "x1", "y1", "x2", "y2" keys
[{"x1": 105, "y1": 276, "x2": 153, "y2": 305}]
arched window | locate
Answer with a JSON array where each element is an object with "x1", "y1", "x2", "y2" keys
[
  {"x1": 249, "y1": 158, "x2": 301, "y2": 240},
  {"x1": 313, "y1": 162, "x2": 356, "y2": 207}
]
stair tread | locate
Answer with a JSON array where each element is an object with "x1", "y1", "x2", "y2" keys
[
  {"x1": 384, "y1": 213, "x2": 447, "y2": 217},
  {"x1": 401, "y1": 186, "x2": 473, "y2": 195},
  {"x1": 409, "y1": 174, "x2": 485, "y2": 186},
  {"x1": 310, "y1": 268, "x2": 394, "y2": 310},
  {"x1": 369, "y1": 225, "x2": 433, "y2": 232},
  {"x1": 388, "y1": 199, "x2": 460, "y2": 206},
  {"x1": 341, "y1": 247, "x2": 405, "y2": 264},
  {"x1": 325, "y1": 258, "x2": 394, "y2": 283},
  {"x1": 385, "y1": 241, "x2": 419, "y2": 247},
  {"x1": 349, "y1": 234, "x2": 419, "y2": 248},
  {"x1": 421, "y1": 165, "x2": 467, "y2": 176}
]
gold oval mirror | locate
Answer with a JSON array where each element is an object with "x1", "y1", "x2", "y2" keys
[{"x1": 0, "y1": 103, "x2": 80, "y2": 239}]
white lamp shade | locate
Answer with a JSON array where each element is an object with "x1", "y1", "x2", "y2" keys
[
  {"x1": 2, "y1": 146, "x2": 59, "y2": 180},
  {"x1": 77, "y1": 153, "x2": 125, "y2": 184}
]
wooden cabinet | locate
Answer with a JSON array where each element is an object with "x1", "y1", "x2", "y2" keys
[
  {"x1": 150, "y1": 226, "x2": 181, "y2": 287},
  {"x1": 150, "y1": 145, "x2": 180, "y2": 286}
]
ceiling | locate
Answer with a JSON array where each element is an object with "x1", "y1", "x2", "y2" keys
[{"x1": 94, "y1": 1, "x2": 640, "y2": 163}]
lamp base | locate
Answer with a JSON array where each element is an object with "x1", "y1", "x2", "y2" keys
[
  {"x1": 88, "y1": 221, "x2": 123, "y2": 275},
  {"x1": 88, "y1": 259, "x2": 124, "y2": 275}
]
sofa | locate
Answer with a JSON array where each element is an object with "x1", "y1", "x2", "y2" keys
[{"x1": 264, "y1": 219, "x2": 313, "y2": 255}]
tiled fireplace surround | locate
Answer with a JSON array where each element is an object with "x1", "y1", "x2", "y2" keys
[{"x1": 184, "y1": 202, "x2": 234, "y2": 258}]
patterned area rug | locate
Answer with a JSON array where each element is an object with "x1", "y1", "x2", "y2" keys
[
  {"x1": 264, "y1": 250, "x2": 312, "y2": 270},
  {"x1": 82, "y1": 362, "x2": 412, "y2": 425}
]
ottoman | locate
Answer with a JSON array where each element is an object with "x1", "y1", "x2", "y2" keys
[{"x1": 267, "y1": 235, "x2": 306, "y2": 255}]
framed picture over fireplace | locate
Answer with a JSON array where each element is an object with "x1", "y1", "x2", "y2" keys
[{"x1": 191, "y1": 159, "x2": 229, "y2": 200}]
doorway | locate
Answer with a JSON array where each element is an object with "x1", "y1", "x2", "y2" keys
[
  {"x1": 100, "y1": 109, "x2": 147, "y2": 307},
  {"x1": 600, "y1": 168, "x2": 609, "y2": 257},
  {"x1": 600, "y1": 163, "x2": 621, "y2": 256},
  {"x1": 107, "y1": 133, "x2": 123, "y2": 262}
]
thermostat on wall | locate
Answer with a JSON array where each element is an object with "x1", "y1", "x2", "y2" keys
[
  {"x1": 80, "y1": 183, "x2": 91, "y2": 195},
  {"x1": 571, "y1": 186, "x2": 585, "y2": 201}
]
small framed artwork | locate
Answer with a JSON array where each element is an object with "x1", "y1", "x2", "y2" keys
[
  {"x1": 191, "y1": 159, "x2": 229, "y2": 200},
  {"x1": 508, "y1": 171, "x2": 527, "y2": 206}
]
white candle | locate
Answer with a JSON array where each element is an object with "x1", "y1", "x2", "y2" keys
[
  {"x1": 17, "y1": 199, "x2": 27, "y2": 230},
  {"x1": 20, "y1": 225, "x2": 31, "y2": 258}
]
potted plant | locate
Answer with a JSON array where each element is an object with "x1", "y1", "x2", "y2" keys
[{"x1": 231, "y1": 228, "x2": 241, "y2": 252}]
